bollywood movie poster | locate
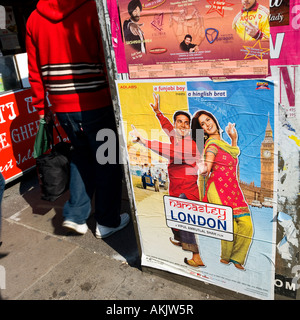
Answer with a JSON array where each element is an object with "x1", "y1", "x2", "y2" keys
[
  {"x1": 117, "y1": 78, "x2": 277, "y2": 299},
  {"x1": 117, "y1": 0, "x2": 270, "y2": 79}
]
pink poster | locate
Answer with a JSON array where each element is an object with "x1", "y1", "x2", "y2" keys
[
  {"x1": 107, "y1": 0, "x2": 128, "y2": 73},
  {"x1": 118, "y1": 0, "x2": 270, "y2": 78},
  {"x1": 270, "y1": 0, "x2": 300, "y2": 65}
]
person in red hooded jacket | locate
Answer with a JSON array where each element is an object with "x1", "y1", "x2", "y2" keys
[{"x1": 26, "y1": 0, "x2": 130, "y2": 238}]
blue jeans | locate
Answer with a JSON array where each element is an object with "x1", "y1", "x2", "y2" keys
[
  {"x1": 0, "y1": 172, "x2": 5, "y2": 239},
  {"x1": 56, "y1": 106, "x2": 122, "y2": 227}
]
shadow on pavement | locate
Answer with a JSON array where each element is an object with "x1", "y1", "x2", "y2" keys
[{"x1": 10, "y1": 170, "x2": 141, "y2": 268}]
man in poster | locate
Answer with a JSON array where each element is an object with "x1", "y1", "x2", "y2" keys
[
  {"x1": 123, "y1": 0, "x2": 146, "y2": 53},
  {"x1": 232, "y1": 0, "x2": 270, "y2": 41},
  {"x1": 179, "y1": 34, "x2": 199, "y2": 52},
  {"x1": 130, "y1": 93, "x2": 205, "y2": 267}
]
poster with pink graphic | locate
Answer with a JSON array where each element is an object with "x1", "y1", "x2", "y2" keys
[
  {"x1": 269, "y1": 0, "x2": 300, "y2": 300},
  {"x1": 118, "y1": 0, "x2": 270, "y2": 78},
  {"x1": 270, "y1": 0, "x2": 300, "y2": 66},
  {"x1": 107, "y1": 0, "x2": 128, "y2": 73}
]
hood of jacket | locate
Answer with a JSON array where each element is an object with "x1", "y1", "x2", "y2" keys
[{"x1": 37, "y1": 0, "x2": 91, "y2": 22}]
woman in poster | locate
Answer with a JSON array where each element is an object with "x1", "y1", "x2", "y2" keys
[{"x1": 191, "y1": 110, "x2": 253, "y2": 270}]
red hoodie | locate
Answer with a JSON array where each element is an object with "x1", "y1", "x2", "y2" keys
[{"x1": 26, "y1": 0, "x2": 112, "y2": 115}]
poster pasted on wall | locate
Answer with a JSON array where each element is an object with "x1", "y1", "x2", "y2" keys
[
  {"x1": 269, "y1": 0, "x2": 300, "y2": 299},
  {"x1": 117, "y1": 79, "x2": 276, "y2": 299},
  {"x1": 270, "y1": 0, "x2": 300, "y2": 66},
  {"x1": 118, "y1": 0, "x2": 270, "y2": 78}
]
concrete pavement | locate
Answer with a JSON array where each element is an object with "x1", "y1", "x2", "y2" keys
[{"x1": 0, "y1": 170, "x2": 243, "y2": 301}]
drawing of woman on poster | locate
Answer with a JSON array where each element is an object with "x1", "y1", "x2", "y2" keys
[
  {"x1": 169, "y1": 5, "x2": 205, "y2": 47},
  {"x1": 130, "y1": 93, "x2": 205, "y2": 268},
  {"x1": 191, "y1": 110, "x2": 253, "y2": 270}
]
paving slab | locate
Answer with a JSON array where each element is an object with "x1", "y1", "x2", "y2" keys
[
  {"x1": 0, "y1": 219, "x2": 77, "y2": 300},
  {"x1": 16, "y1": 246, "x2": 219, "y2": 300},
  {"x1": 0, "y1": 170, "x2": 238, "y2": 302}
]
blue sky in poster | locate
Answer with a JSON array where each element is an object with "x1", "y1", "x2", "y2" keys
[{"x1": 187, "y1": 80, "x2": 274, "y2": 187}]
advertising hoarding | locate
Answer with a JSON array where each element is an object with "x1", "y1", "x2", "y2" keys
[{"x1": 117, "y1": 78, "x2": 277, "y2": 299}]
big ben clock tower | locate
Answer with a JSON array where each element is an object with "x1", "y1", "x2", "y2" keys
[{"x1": 260, "y1": 115, "x2": 274, "y2": 200}]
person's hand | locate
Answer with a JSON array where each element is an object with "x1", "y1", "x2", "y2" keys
[
  {"x1": 197, "y1": 153, "x2": 208, "y2": 176},
  {"x1": 190, "y1": 45, "x2": 199, "y2": 52},
  {"x1": 129, "y1": 22, "x2": 144, "y2": 36},
  {"x1": 43, "y1": 110, "x2": 55, "y2": 124},
  {"x1": 226, "y1": 123, "x2": 238, "y2": 146},
  {"x1": 242, "y1": 20, "x2": 259, "y2": 38},
  {"x1": 129, "y1": 125, "x2": 145, "y2": 144},
  {"x1": 150, "y1": 93, "x2": 160, "y2": 114}
]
